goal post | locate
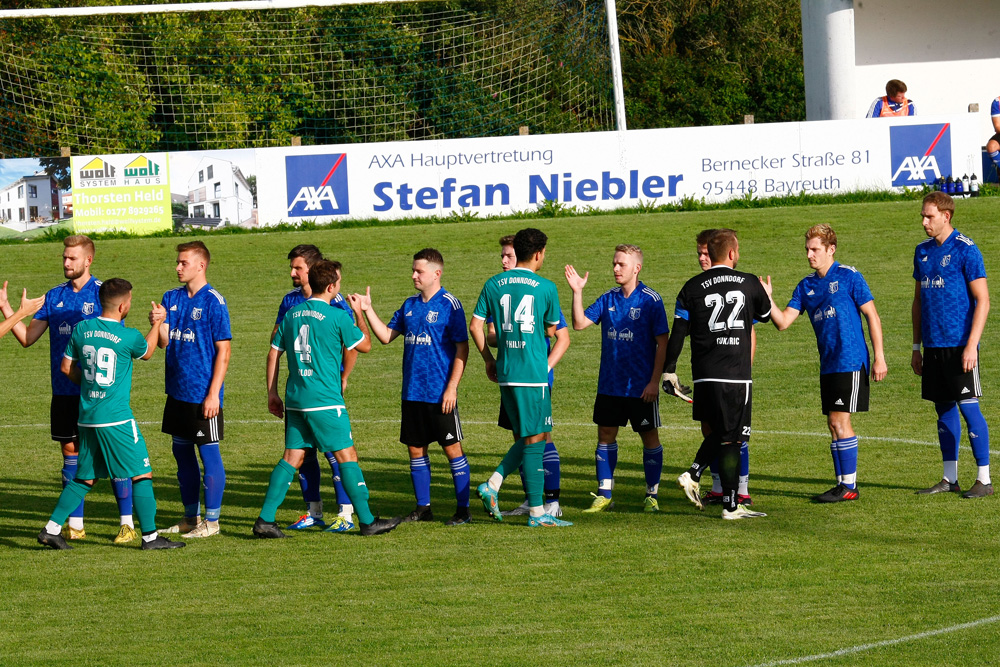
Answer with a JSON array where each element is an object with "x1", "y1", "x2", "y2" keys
[{"x1": 0, "y1": 0, "x2": 626, "y2": 158}]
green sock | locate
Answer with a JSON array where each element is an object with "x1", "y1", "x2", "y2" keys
[
  {"x1": 339, "y1": 461, "x2": 375, "y2": 525},
  {"x1": 50, "y1": 479, "x2": 91, "y2": 526},
  {"x1": 260, "y1": 459, "x2": 296, "y2": 523},
  {"x1": 522, "y1": 441, "x2": 545, "y2": 507},
  {"x1": 132, "y1": 478, "x2": 157, "y2": 534},
  {"x1": 496, "y1": 438, "x2": 526, "y2": 479}
]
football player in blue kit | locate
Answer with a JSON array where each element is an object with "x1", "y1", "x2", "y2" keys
[
  {"x1": 156, "y1": 241, "x2": 233, "y2": 537},
  {"x1": 1, "y1": 235, "x2": 136, "y2": 543},
  {"x1": 354, "y1": 248, "x2": 473, "y2": 526},
  {"x1": 274, "y1": 245, "x2": 358, "y2": 532},
  {"x1": 911, "y1": 192, "x2": 992, "y2": 498},
  {"x1": 762, "y1": 224, "x2": 888, "y2": 502},
  {"x1": 565, "y1": 244, "x2": 669, "y2": 513}
]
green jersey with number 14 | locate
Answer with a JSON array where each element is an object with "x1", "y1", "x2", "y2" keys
[
  {"x1": 473, "y1": 267, "x2": 561, "y2": 386},
  {"x1": 273, "y1": 298, "x2": 365, "y2": 410},
  {"x1": 63, "y1": 317, "x2": 148, "y2": 426}
]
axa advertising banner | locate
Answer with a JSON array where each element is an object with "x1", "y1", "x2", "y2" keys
[
  {"x1": 70, "y1": 153, "x2": 171, "y2": 234},
  {"x1": 255, "y1": 113, "x2": 982, "y2": 225}
]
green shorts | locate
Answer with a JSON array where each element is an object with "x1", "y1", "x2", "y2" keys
[
  {"x1": 498, "y1": 385, "x2": 552, "y2": 439},
  {"x1": 285, "y1": 407, "x2": 353, "y2": 453},
  {"x1": 76, "y1": 420, "x2": 152, "y2": 480}
]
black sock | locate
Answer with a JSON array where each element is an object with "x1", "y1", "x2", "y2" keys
[
  {"x1": 690, "y1": 435, "x2": 721, "y2": 482},
  {"x1": 719, "y1": 442, "x2": 742, "y2": 510},
  {"x1": 544, "y1": 489, "x2": 560, "y2": 502}
]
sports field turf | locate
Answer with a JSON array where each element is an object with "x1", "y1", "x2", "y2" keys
[{"x1": 2, "y1": 198, "x2": 1000, "y2": 665}]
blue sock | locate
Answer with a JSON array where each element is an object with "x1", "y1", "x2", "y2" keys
[
  {"x1": 449, "y1": 455, "x2": 471, "y2": 507},
  {"x1": 991, "y1": 150, "x2": 1000, "y2": 169},
  {"x1": 643, "y1": 445, "x2": 663, "y2": 497},
  {"x1": 959, "y1": 399, "x2": 991, "y2": 466},
  {"x1": 607, "y1": 441, "x2": 619, "y2": 475},
  {"x1": 739, "y1": 442, "x2": 750, "y2": 477},
  {"x1": 836, "y1": 436, "x2": 859, "y2": 489},
  {"x1": 324, "y1": 452, "x2": 349, "y2": 508},
  {"x1": 542, "y1": 441, "x2": 560, "y2": 501},
  {"x1": 298, "y1": 449, "x2": 322, "y2": 504},
  {"x1": 595, "y1": 442, "x2": 616, "y2": 498},
  {"x1": 172, "y1": 437, "x2": 201, "y2": 518},
  {"x1": 830, "y1": 441, "x2": 842, "y2": 481},
  {"x1": 198, "y1": 442, "x2": 225, "y2": 521},
  {"x1": 709, "y1": 453, "x2": 720, "y2": 478},
  {"x1": 62, "y1": 454, "x2": 85, "y2": 519},
  {"x1": 112, "y1": 477, "x2": 133, "y2": 517},
  {"x1": 409, "y1": 455, "x2": 431, "y2": 506},
  {"x1": 935, "y1": 402, "x2": 962, "y2": 473}
]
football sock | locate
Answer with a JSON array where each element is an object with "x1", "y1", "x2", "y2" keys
[
  {"x1": 308, "y1": 501, "x2": 323, "y2": 519},
  {"x1": 338, "y1": 461, "x2": 375, "y2": 525},
  {"x1": 595, "y1": 442, "x2": 616, "y2": 499},
  {"x1": 528, "y1": 505, "x2": 546, "y2": 518},
  {"x1": 689, "y1": 435, "x2": 720, "y2": 482},
  {"x1": 323, "y1": 451, "x2": 348, "y2": 507},
  {"x1": 495, "y1": 438, "x2": 526, "y2": 488},
  {"x1": 112, "y1": 477, "x2": 134, "y2": 527},
  {"x1": 836, "y1": 436, "x2": 859, "y2": 489},
  {"x1": 990, "y1": 150, "x2": 1000, "y2": 169},
  {"x1": 935, "y1": 402, "x2": 961, "y2": 482},
  {"x1": 709, "y1": 455, "x2": 721, "y2": 492},
  {"x1": 606, "y1": 440, "x2": 619, "y2": 475},
  {"x1": 62, "y1": 454, "x2": 85, "y2": 520},
  {"x1": 298, "y1": 447, "x2": 322, "y2": 504},
  {"x1": 449, "y1": 455, "x2": 471, "y2": 507},
  {"x1": 172, "y1": 437, "x2": 202, "y2": 518},
  {"x1": 542, "y1": 441, "x2": 561, "y2": 501},
  {"x1": 830, "y1": 441, "x2": 843, "y2": 482},
  {"x1": 198, "y1": 442, "x2": 225, "y2": 522},
  {"x1": 409, "y1": 455, "x2": 432, "y2": 506},
  {"x1": 977, "y1": 465, "x2": 991, "y2": 485},
  {"x1": 739, "y1": 442, "x2": 750, "y2": 494},
  {"x1": 132, "y1": 478, "x2": 157, "y2": 534},
  {"x1": 50, "y1": 479, "x2": 91, "y2": 527},
  {"x1": 958, "y1": 399, "x2": 991, "y2": 467},
  {"x1": 522, "y1": 441, "x2": 545, "y2": 508},
  {"x1": 260, "y1": 459, "x2": 296, "y2": 523},
  {"x1": 719, "y1": 442, "x2": 742, "y2": 511},
  {"x1": 643, "y1": 445, "x2": 663, "y2": 497}
]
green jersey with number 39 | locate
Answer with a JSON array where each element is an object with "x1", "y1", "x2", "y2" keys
[
  {"x1": 273, "y1": 298, "x2": 365, "y2": 410},
  {"x1": 473, "y1": 267, "x2": 561, "y2": 386},
  {"x1": 63, "y1": 317, "x2": 148, "y2": 426}
]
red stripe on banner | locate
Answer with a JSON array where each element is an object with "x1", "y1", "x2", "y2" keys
[
  {"x1": 924, "y1": 124, "x2": 950, "y2": 157},
  {"x1": 320, "y1": 154, "x2": 345, "y2": 187}
]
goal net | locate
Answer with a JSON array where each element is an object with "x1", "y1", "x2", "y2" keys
[{"x1": 0, "y1": 0, "x2": 617, "y2": 158}]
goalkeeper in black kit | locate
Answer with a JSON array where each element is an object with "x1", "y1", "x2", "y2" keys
[{"x1": 662, "y1": 229, "x2": 772, "y2": 519}]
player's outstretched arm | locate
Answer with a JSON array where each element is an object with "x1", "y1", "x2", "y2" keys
[
  {"x1": 911, "y1": 281, "x2": 923, "y2": 376},
  {"x1": 469, "y1": 316, "x2": 497, "y2": 382},
  {"x1": 859, "y1": 301, "x2": 888, "y2": 381},
  {"x1": 564, "y1": 265, "x2": 594, "y2": 330},
  {"x1": 265, "y1": 346, "x2": 284, "y2": 419},
  {"x1": 963, "y1": 277, "x2": 990, "y2": 373},
  {"x1": 347, "y1": 294, "x2": 373, "y2": 353},
  {"x1": 352, "y1": 286, "x2": 397, "y2": 345},
  {"x1": 0, "y1": 288, "x2": 44, "y2": 341},
  {"x1": 661, "y1": 317, "x2": 692, "y2": 402},
  {"x1": 142, "y1": 302, "x2": 166, "y2": 360},
  {"x1": 759, "y1": 276, "x2": 799, "y2": 330},
  {"x1": 59, "y1": 355, "x2": 81, "y2": 385}
]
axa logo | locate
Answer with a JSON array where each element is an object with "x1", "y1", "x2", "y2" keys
[
  {"x1": 286, "y1": 154, "x2": 350, "y2": 217},
  {"x1": 890, "y1": 123, "x2": 952, "y2": 187}
]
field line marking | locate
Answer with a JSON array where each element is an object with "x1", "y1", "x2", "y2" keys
[{"x1": 744, "y1": 613, "x2": 1000, "y2": 667}]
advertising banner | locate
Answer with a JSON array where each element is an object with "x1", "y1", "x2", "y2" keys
[{"x1": 70, "y1": 152, "x2": 171, "y2": 234}]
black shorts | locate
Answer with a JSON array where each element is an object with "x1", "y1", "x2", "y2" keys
[
  {"x1": 692, "y1": 381, "x2": 752, "y2": 443},
  {"x1": 820, "y1": 369, "x2": 870, "y2": 415},
  {"x1": 922, "y1": 346, "x2": 982, "y2": 403},
  {"x1": 400, "y1": 400, "x2": 463, "y2": 447},
  {"x1": 161, "y1": 395, "x2": 224, "y2": 445},
  {"x1": 51, "y1": 394, "x2": 81, "y2": 442},
  {"x1": 592, "y1": 394, "x2": 660, "y2": 432}
]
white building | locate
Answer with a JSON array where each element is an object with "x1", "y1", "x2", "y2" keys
[
  {"x1": 186, "y1": 156, "x2": 255, "y2": 226},
  {"x1": 0, "y1": 172, "x2": 59, "y2": 224}
]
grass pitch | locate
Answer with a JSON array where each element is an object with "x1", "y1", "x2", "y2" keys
[{"x1": 2, "y1": 199, "x2": 1000, "y2": 665}]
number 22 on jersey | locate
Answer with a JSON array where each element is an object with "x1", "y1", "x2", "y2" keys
[{"x1": 705, "y1": 291, "x2": 745, "y2": 331}]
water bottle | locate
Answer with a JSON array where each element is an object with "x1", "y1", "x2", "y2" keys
[
  {"x1": 970, "y1": 173, "x2": 980, "y2": 197},
  {"x1": 945, "y1": 175, "x2": 954, "y2": 194},
  {"x1": 956, "y1": 176, "x2": 965, "y2": 197},
  {"x1": 962, "y1": 174, "x2": 970, "y2": 197}
]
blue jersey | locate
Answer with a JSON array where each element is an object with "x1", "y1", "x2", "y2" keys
[
  {"x1": 584, "y1": 282, "x2": 669, "y2": 398},
  {"x1": 788, "y1": 262, "x2": 873, "y2": 374},
  {"x1": 913, "y1": 230, "x2": 987, "y2": 348},
  {"x1": 162, "y1": 283, "x2": 233, "y2": 404},
  {"x1": 485, "y1": 310, "x2": 566, "y2": 387},
  {"x1": 387, "y1": 288, "x2": 468, "y2": 403},
  {"x1": 275, "y1": 287, "x2": 350, "y2": 325},
  {"x1": 33, "y1": 276, "x2": 102, "y2": 396}
]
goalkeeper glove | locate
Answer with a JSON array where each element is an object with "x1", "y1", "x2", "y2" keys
[{"x1": 661, "y1": 372, "x2": 692, "y2": 403}]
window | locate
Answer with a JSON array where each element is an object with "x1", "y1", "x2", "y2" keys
[
  {"x1": 193, "y1": 205, "x2": 204, "y2": 218},
  {"x1": 17, "y1": 185, "x2": 23, "y2": 197},
  {"x1": 28, "y1": 185, "x2": 37, "y2": 198},
  {"x1": 18, "y1": 208, "x2": 24, "y2": 221},
  {"x1": 207, "y1": 165, "x2": 214, "y2": 178},
  {"x1": 213, "y1": 203, "x2": 220, "y2": 218},
  {"x1": 29, "y1": 206, "x2": 38, "y2": 218},
  {"x1": 214, "y1": 182, "x2": 221, "y2": 198},
  {"x1": 198, "y1": 170, "x2": 204, "y2": 183}
]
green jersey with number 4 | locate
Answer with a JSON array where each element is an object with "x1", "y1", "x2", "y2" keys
[
  {"x1": 473, "y1": 267, "x2": 561, "y2": 386},
  {"x1": 273, "y1": 298, "x2": 365, "y2": 410},
  {"x1": 63, "y1": 317, "x2": 148, "y2": 426}
]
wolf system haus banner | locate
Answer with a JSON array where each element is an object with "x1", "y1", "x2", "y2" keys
[{"x1": 70, "y1": 153, "x2": 171, "y2": 234}]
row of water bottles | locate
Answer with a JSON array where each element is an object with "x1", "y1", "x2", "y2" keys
[{"x1": 932, "y1": 174, "x2": 980, "y2": 197}]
